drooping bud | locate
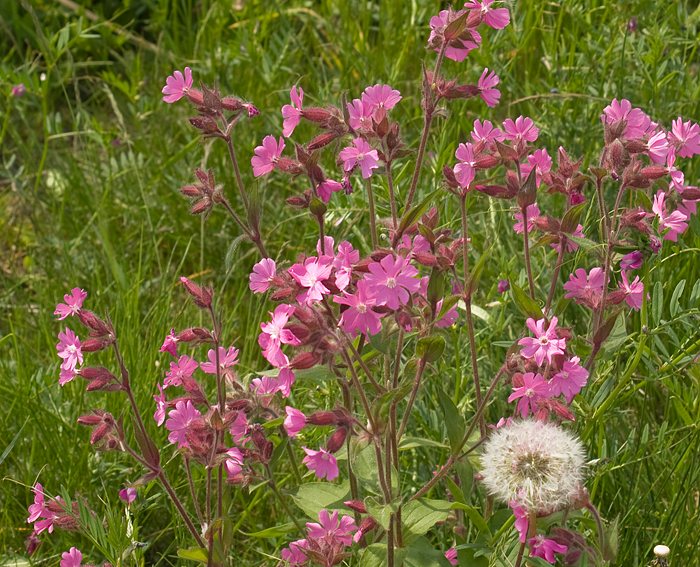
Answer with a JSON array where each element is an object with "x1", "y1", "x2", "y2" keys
[
  {"x1": 326, "y1": 426, "x2": 348, "y2": 453},
  {"x1": 180, "y1": 277, "x2": 213, "y2": 309}
]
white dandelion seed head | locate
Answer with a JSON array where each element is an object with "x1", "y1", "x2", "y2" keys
[{"x1": 480, "y1": 419, "x2": 586, "y2": 514}]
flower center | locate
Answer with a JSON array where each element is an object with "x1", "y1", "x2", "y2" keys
[
  {"x1": 525, "y1": 388, "x2": 535, "y2": 398},
  {"x1": 356, "y1": 303, "x2": 367, "y2": 314},
  {"x1": 538, "y1": 337, "x2": 549, "y2": 346},
  {"x1": 513, "y1": 451, "x2": 552, "y2": 483},
  {"x1": 386, "y1": 277, "x2": 397, "y2": 289}
]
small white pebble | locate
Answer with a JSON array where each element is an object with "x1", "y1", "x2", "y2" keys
[{"x1": 653, "y1": 545, "x2": 670, "y2": 558}]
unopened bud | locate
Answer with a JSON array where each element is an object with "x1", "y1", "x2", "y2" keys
[
  {"x1": 221, "y1": 96, "x2": 242, "y2": 111},
  {"x1": 344, "y1": 500, "x2": 367, "y2": 513},
  {"x1": 308, "y1": 411, "x2": 338, "y2": 426},
  {"x1": 180, "y1": 277, "x2": 213, "y2": 309},
  {"x1": 176, "y1": 327, "x2": 214, "y2": 343},
  {"x1": 81, "y1": 337, "x2": 114, "y2": 352},
  {"x1": 290, "y1": 351, "x2": 319, "y2": 370},
  {"x1": 78, "y1": 310, "x2": 111, "y2": 336},
  {"x1": 302, "y1": 107, "x2": 332, "y2": 123},
  {"x1": 308, "y1": 131, "x2": 340, "y2": 150},
  {"x1": 326, "y1": 426, "x2": 348, "y2": 453}
]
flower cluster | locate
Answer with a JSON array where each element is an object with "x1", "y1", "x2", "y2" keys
[{"x1": 280, "y1": 509, "x2": 357, "y2": 566}]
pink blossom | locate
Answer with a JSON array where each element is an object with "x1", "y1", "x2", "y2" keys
[
  {"x1": 435, "y1": 299, "x2": 459, "y2": 328},
  {"x1": 669, "y1": 117, "x2": 700, "y2": 158},
  {"x1": 498, "y1": 279, "x2": 510, "y2": 294},
  {"x1": 503, "y1": 116, "x2": 539, "y2": 144},
  {"x1": 364, "y1": 254, "x2": 420, "y2": 310},
  {"x1": 119, "y1": 487, "x2": 137, "y2": 505},
  {"x1": 508, "y1": 372, "x2": 550, "y2": 418},
  {"x1": 162, "y1": 67, "x2": 193, "y2": 104},
  {"x1": 563, "y1": 267, "x2": 605, "y2": 307},
  {"x1": 429, "y1": 11, "x2": 481, "y2": 62},
  {"x1": 620, "y1": 250, "x2": 643, "y2": 270},
  {"x1": 678, "y1": 198, "x2": 698, "y2": 220},
  {"x1": 346, "y1": 98, "x2": 373, "y2": 131},
  {"x1": 153, "y1": 383, "x2": 167, "y2": 426},
  {"x1": 250, "y1": 376, "x2": 281, "y2": 400},
  {"x1": 334, "y1": 280, "x2": 384, "y2": 336},
  {"x1": 646, "y1": 131, "x2": 669, "y2": 164},
  {"x1": 444, "y1": 547, "x2": 458, "y2": 566},
  {"x1": 251, "y1": 135, "x2": 285, "y2": 177},
  {"x1": 302, "y1": 447, "x2": 339, "y2": 480},
  {"x1": 284, "y1": 406, "x2": 307, "y2": 437},
  {"x1": 229, "y1": 411, "x2": 249, "y2": 444},
  {"x1": 277, "y1": 366, "x2": 296, "y2": 397},
  {"x1": 333, "y1": 240, "x2": 360, "y2": 290},
  {"x1": 551, "y1": 224, "x2": 584, "y2": 254},
  {"x1": 59, "y1": 366, "x2": 78, "y2": 387},
  {"x1": 56, "y1": 328, "x2": 82, "y2": 372},
  {"x1": 465, "y1": 0, "x2": 511, "y2": 29},
  {"x1": 306, "y1": 509, "x2": 357, "y2": 545},
  {"x1": 520, "y1": 149, "x2": 552, "y2": 188},
  {"x1": 361, "y1": 84, "x2": 402, "y2": 121},
  {"x1": 165, "y1": 400, "x2": 202, "y2": 448},
  {"x1": 454, "y1": 142, "x2": 477, "y2": 188},
  {"x1": 653, "y1": 190, "x2": 688, "y2": 241},
  {"x1": 224, "y1": 447, "x2": 244, "y2": 479},
  {"x1": 529, "y1": 535, "x2": 568, "y2": 563},
  {"x1": 164, "y1": 355, "x2": 199, "y2": 388},
  {"x1": 513, "y1": 204, "x2": 541, "y2": 234},
  {"x1": 477, "y1": 68, "x2": 501, "y2": 107},
  {"x1": 601, "y1": 98, "x2": 650, "y2": 140},
  {"x1": 12, "y1": 83, "x2": 26, "y2": 97},
  {"x1": 471, "y1": 119, "x2": 504, "y2": 145},
  {"x1": 54, "y1": 288, "x2": 87, "y2": 320},
  {"x1": 282, "y1": 86, "x2": 304, "y2": 137},
  {"x1": 160, "y1": 328, "x2": 179, "y2": 357},
  {"x1": 259, "y1": 304, "x2": 301, "y2": 366},
  {"x1": 249, "y1": 258, "x2": 277, "y2": 293},
  {"x1": 60, "y1": 547, "x2": 83, "y2": 567},
  {"x1": 281, "y1": 539, "x2": 309, "y2": 565},
  {"x1": 509, "y1": 501, "x2": 529, "y2": 543},
  {"x1": 518, "y1": 317, "x2": 566, "y2": 366},
  {"x1": 290, "y1": 257, "x2": 333, "y2": 304},
  {"x1": 666, "y1": 150, "x2": 685, "y2": 191},
  {"x1": 619, "y1": 271, "x2": 644, "y2": 310},
  {"x1": 200, "y1": 346, "x2": 240, "y2": 374},
  {"x1": 339, "y1": 138, "x2": 380, "y2": 179},
  {"x1": 317, "y1": 179, "x2": 344, "y2": 203},
  {"x1": 27, "y1": 483, "x2": 56, "y2": 535},
  {"x1": 549, "y1": 356, "x2": 588, "y2": 404}
]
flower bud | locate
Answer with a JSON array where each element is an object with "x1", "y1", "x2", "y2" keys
[
  {"x1": 221, "y1": 96, "x2": 242, "y2": 111},
  {"x1": 308, "y1": 411, "x2": 338, "y2": 426},
  {"x1": 78, "y1": 310, "x2": 111, "y2": 336},
  {"x1": 302, "y1": 106, "x2": 332, "y2": 123},
  {"x1": 81, "y1": 337, "x2": 114, "y2": 352},
  {"x1": 180, "y1": 277, "x2": 213, "y2": 309},
  {"x1": 290, "y1": 351, "x2": 320, "y2": 370},
  {"x1": 189, "y1": 115, "x2": 219, "y2": 135},
  {"x1": 640, "y1": 165, "x2": 668, "y2": 180},
  {"x1": 308, "y1": 131, "x2": 340, "y2": 151},
  {"x1": 344, "y1": 500, "x2": 367, "y2": 513},
  {"x1": 326, "y1": 426, "x2": 348, "y2": 453},
  {"x1": 177, "y1": 327, "x2": 215, "y2": 343}
]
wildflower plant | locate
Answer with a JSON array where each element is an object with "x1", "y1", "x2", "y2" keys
[{"x1": 29, "y1": 2, "x2": 700, "y2": 566}]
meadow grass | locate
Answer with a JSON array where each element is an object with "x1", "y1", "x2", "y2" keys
[{"x1": 1, "y1": 0, "x2": 699, "y2": 565}]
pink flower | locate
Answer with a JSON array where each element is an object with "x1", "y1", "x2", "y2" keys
[
  {"x1": 229, "y1": 411, "x2": 249, "y2": 444},
  {"x1": 164, "y1": 355, "x2": 199, "y2": 388},
  {"x1": 620, "y1": 251, "x2": 643, "y2": 270},
  {"x1": 225, "y1": 447, "x2": 244, "y2": 479},
  {"x1": 259, "y1": 304, "x2": 301, "y2": 366},
  {"x1": 653, "y1": 190, "x2": 688, "y2": 241},
  {"x1": 282, "y1": 86, "x2": 304, "y2": 137},
  {"x1": 119, "y1": 487, "x2": 137, "y2": 505},
  {"x1": 200, "y1": 346, "x2": 240, "y2": 374},
  {"x1": 498, "y1": 279, "x2": 510, "y2": 294},
  {"x1": 429, "y1": 11, "x2": 481, "y2": 62},
  {"x1": 160, "y1": 328, "x2": 179, "y2": 357},
  {"x1": 454, "y1": 142, "x2": 477, "y2": 189},
  {"x1": 12, "y1": 83, "x2": 26, "y2": 97},
  {"x1": 153, "y1": 383, "x2": 167, "y2": 426},
  {"x1": 669, "y1": 117, "x2": 700, "y2": 158},
  {"x1": 251, "y1": 135, "x2": 285, "y2": 177},
  {"x1": 551, "y1": 224, "x2": 584, "y2": 254},
  {"x1": 162, "y1": 67, "x2": 193, "y2": 104},
  {"x1": 518, "y1": 317, "x2": 566, "y2": 366},
  {"x1": 513, "y1": 204, "x2": 541, "y2": 234},
  {"x1": 508, "y1": 372, "x2": 550, "y2": 418},
  {"x1": 251, "y1": 376, "x2": 282, "y2": 400},
  {"x1": 477, "y1": 68, "x2": 501, "y2": 107},
  {"x1": 27, "y1": 483, "x2": 56, "y2": 535},
  {"x1": 666, "y1": 150, "x2": 685, "y2": 191},
  {"x1": 339, "y1": 138, "x2": 380, "y2": 179},
  {"x1": 284, "y1": 406, "x2": 307, "y2": 437},
  {"x1": 333, "y1": 240, "x2": 360, "y2": 290},
  {"x1": 646, "y1": 131, "x2": 669, "y2": 164},
  {"x1": 619, "y1": 271, "x2": 644, "y2": 310},
  {"x1": 465, "y1": 0, "x2": 511, "y2": 29},
  {"x1": 678, "y1": 198, "x2": 698, "y2": 220},
  {"x1": 306, "y1": 509, "x2": 357, "y2": 545},
  {"x1": 563, "y1": 267, "x2": 605, "y2": 307},
  {"x1": 59, "y1": 366, "x2": 78, "y2": 387},
  {"x1": 364, "y1": 254, "x2": 420, "y2": 310},
  {"x1": 302, "y1": 447, "x2": 339, "y2": 480},
  {"x1": 289, "y1": 257, "x2": 333, "y2": 304},
  {"x1": 471, "y1": 119, "x2": 504, "y2": 145},
  {"x1": 165, "y1": 400, "x2": 202, "y2": 448},
  {"x1": 54, "y1": 288, "x2": 87, "y2": 320},
  {"x1": 503, "y1": 116, "x2": 539, "y2": 144},
  {"x1": 346, "y1": 99, "x2": 373, "y2": 131},
  {"x1": 56, "y1": 328, "x2": 82, "y2": 372},
  {"x1": 317, "y1": 179, "x2": 344, "y2": 203},
  {"x1": 361, "y1": 84, "x2": 402, "y2": 121},
  {"x1": 435, "y1": 299, "x2": 459, "y2": 328},
  {"x1": 549, "y1": 356, "x2": 588, "y2": 404},
  {"x1": 509, "y1": 501, "x2": 529, "y2": 543},
  {"x1": 444, "y1": 547, "x2": 458, "y2": 566},
  {"x1": 249, "y1": 258, "x2": 277, "y2": 293},
  {"x1": 520, "y1": 149, "x2": 552, "y2": 188},
  {"x1": 334, "y1": 280, "x2": 384, "y2": 336},
  {"x1": 60, "y1": 547, "x2": 83, "y2": 567},
  {"x1": 281, "y1": 539, "x2": 309, "y2": 565},
  {"x1": 601, "y1": 98, "x2": 650, "y2": 140},
  {"x1": 529, "y1": 535, "x2": 568, "y2": 564}
]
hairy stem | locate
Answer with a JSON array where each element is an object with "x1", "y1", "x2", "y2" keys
[
  {"x1": 521, "y1": 205, "x2": 536, "y2": 299},
  {"x1": 366, "y1": 178, "x2": 379, "y2": 249}
]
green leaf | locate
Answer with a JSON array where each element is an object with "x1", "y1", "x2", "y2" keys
[
  {"x1": 437, "y1": 389, "x2": 465, "y2": 454},
  {"x1": 401, "y1": 498, "x2": 452, "y2": 543},
  {"x1": 670, "y1": 279, "x2": 686, "y2": 317},
  {"x1": 365, "y1": 496, "x2": 396, "y2": 530},
  {"x1": 397, "y1": 190, "x2": 438, "y2": 239},
  {"x1": 652, "y1": 281, "x2": 664, "y2": 324},
  {"x1": 177, "y1": 548, "x2": 208, "y2": 563},
  {"x1": 416, "y1": 335, "x2": 446, "y2": 363},
  {"x1": 240, "y1": 522, "x2": 296, "y2": 538},
  {"x1": 350, "y1": 439, "x2": 381, "y2": 493},
  {"x1": 373, "y1": 382, "x2": 413, "y2": 420},
  {"x1": 361, "y1": 539, "x2": 451, "y2": 567},
  {"x1": 452, "y1": 503, "x2": 492, "y2": 538},
  {"x1": 398, "y1": 436, "x2": 448, "y2": 451},
  {"x1": 291, "y1": 481, "x2": 350, "y2": 518},
  {"x1": 510, "y1": 282, "x2": 543, "y2": 319},
  {"x1": 560, "y1": 202, "x2": 588, "y2": 234}
]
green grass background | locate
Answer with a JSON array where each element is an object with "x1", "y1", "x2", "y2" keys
[{"x1": 1, "y1": 0, "x2": 699, "y2": 565}]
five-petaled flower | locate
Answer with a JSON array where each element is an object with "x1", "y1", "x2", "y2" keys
[
  {"x1": 465, "y1": 0, "x2": 511, "y2": 29},
  {"x1": 249, "y1": 258, "x2": 277, "y2": 293},
  {"x1": 200, "y1": 346, "x2": 240, "y2": 374},
  {"x1": 508, "y1": 372, "x2": 550, "y2": 417},
  {"x1": 302, "y1": 447, "x2": 339, "y2": 480},
  {"x1": 549, "y1": 357, "x2": 588, "y2": 403},
  {"x1": 364, "y1": 254, "x2": 421, "y2": 310},
  {"x1": 164, "y1": 355, "x2": 199, "y2": 388},
  {"x1": 165, "y1": 400, "x2": 202, "y2": 448},
  {"x1": 518, "y1": 317, "x2": 566, "y2": 366},
  {"x1": 477, "y1": 68, "x2": 501, "y2": 107},
  {"x1": 339, "y1": 138, "x2": 380, "y2": 179},
  {"x1": 54, "y1": 288, "x2": 87, "y2": 320},
  {"x1": 259, "y1": 305, "x2": 301, "y2": 366},
  {"x1": 503, "y1": 116, "x2": 539, "y2": 144},
  {"x1": 251, "y1": 135, "x2": 285, "y2": 177},
  {"x1": 60, "y1": 547, "x2": 83, "y2": 567},
  {"x1": 162, "y1": 67, "x2": 193, "y2": 104},
  {"x1": 289, "y1": 257, "x2": 333, "y2": 305},
  {"x1": 282, "y1": 86, "x2": 304, "y2": 138}
]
